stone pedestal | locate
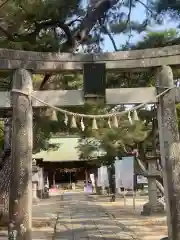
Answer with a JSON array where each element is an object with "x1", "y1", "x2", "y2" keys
[
  {"x1": 32, "y1": 182, "x2": 39, "y2": 203},
  {"x1": 72, "y1": 183, "x2": 76, "y2": 190},
  {"x1": 32, "y1": 161, "x2": 40, "y2": 203},
  {"x1": 32, "y1": 182, "x2": 37, "y2": 199},
  {"x1": 141, "y1": 200, "x2": 164, "y2": 216},
  {"x1": 141, "y1": 159, "x2": 164, "y2": 215}
]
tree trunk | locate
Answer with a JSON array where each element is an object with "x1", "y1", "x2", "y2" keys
[
  {"x1": 108, "y1": 165, "x2": 116, "y2": 201},
  {"x1": 93, "y1": 168, "x2": 100, "y2": 194},
  {"x1": 75, "y1": 0, "x2": 119, "y2": 42}
]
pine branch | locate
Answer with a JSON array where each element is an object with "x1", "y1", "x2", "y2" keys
[
  {"x1": 40, "y1": 0, "x2": 120, "y2": 89},
  {"x1": 0, "y1": 0, "x2": 9, "y2": 10},
  {"x1": 136, "y1": 0, "x2": 155, "y2": 17},
  {"x1": 101, "y1": 25, "x2": 118, "y2": 51},
  {"x1": 0, "y1": 25, "x2": 14, "y2": 40},
  {"x1": 74, "y1": 0, "x2": 119, "y2": 41}
]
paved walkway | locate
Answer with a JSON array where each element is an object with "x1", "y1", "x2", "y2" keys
[
  {"x1": 54, "y1": 192, "x2": 135, "y2": 240},
  {"x1": 90, "y1": 194, "x2": 168, "y2": 240},
  {"x1": 0, "y1": 192, "x2": 168, "y2": 239}
]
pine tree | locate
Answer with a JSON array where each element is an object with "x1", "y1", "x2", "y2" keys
[{"x1": 0, "y1": 0, "x2": 179, "y2": 153}]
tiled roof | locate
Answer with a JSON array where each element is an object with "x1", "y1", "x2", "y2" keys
[
  {"x1": 33, "y1": 137, "x2": 80, "y2": 162},
  {"x1": 33, "y1": 137, "x2": 104, "y2": 162}
]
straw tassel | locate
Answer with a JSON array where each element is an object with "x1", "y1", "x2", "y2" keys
[
  {"x1": 92, "y1": 118, "x2": 98, "y2": 130},
  {"x1": 71, "y1": 115, "x2": 77, "y2": 128},
  {"x1": 64, "y1": 114, "x2": 68, "y2": 126},
  {"x1": 132, "y1": 110, "x2": 139, "y2": 121},
  {"x1": 128, "y1": 111, "x2": 133, "y2": 125},
  {"x1": 80, "y1": 118, "x2": 85, "y2": 131},
  {"x1": 112, "y1": 115, "x2": 118, "y2": 128}
]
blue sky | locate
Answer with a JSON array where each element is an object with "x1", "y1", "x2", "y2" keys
[{"x1": 102, "y1": 1, "x2": 179, "y2": 51}]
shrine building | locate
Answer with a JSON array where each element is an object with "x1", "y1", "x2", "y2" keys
[{"x1": 33, "y1": 135, "x2": 101, "y2": 188}]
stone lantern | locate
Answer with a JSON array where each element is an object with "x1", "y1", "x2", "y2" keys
[{"x1": 141, "y1": 154, "x2": 164, "y2": 215}]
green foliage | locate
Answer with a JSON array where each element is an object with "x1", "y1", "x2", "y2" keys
[
  {"x1": 0, "y1": 0, "x2": 168, "y2": 54},
  {"x1": 0, "y1": 0, "x2": 82, "y2": 51},
  {"x1": 153, "y1": 0, "x2": 180, "y2": 14},
  {"x1": 77, "y1": 116, "x2": 150, "y2": 165},
  {"x1": 33, "y1": 28, "x2": 180, "y2": 155},
  {"x1": 38, "y1": 73, "x2": 83, "y2": 90},
  {"x1": 131, "y1": 29, "x2": 180, "y2": 49},
  {"x1": 77, "y1": 27, "x2": 180, "y2": 165},
  {"x1": 1, "y1": 0, "x2": 180, "y2": 155},
  {"x1": 107, "y1": 1, "x2": 149, "y2": 38}
]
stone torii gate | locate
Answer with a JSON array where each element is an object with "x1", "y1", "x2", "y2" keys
[{"x1": 0, "y1": 45, "x2": 180, "y2": 239}]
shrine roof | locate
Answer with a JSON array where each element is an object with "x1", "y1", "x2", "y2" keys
[{"x1": 33, "y1": 136, "x2": 105, "y2": 162}]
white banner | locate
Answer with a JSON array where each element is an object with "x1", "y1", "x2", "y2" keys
[
  {"x1": 101, "y1": 166, "x2": 109, "y2": 187},
  {"x1": 97, "y1": 166, "x2": 109, "y2": 187},
  {"x1": 137, "y1": 175, "x2": 148, "y2": 184},
  {"x1": 115, "y1": 157, "x2": 134, "y2": 190},
  {"x1": 121, "y1": 156, "x2": 134, "y2": 190},
  {"x1": 115, "y1": 159, "x2": 123, "y2": 189}
]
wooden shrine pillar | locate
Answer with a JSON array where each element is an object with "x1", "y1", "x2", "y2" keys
[
  {"x1": 9, "y1": 69, "x2": 33, "y2": 240},
  {"x1": 157, "y1": 65, "x2": 180, "y2": 240}
]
